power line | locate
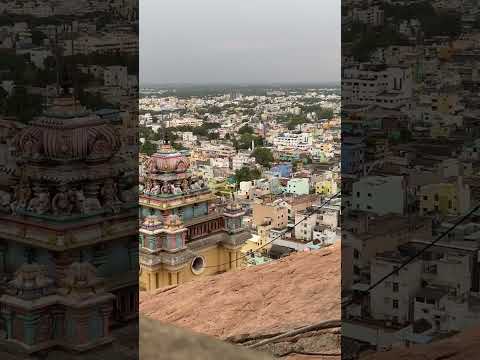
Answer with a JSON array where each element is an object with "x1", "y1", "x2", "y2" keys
[
  {"x1": 343, "y1": 203, "x2": 480, "y2": 307},
  {"x1": 204, "y1": 190, "x2": 342, "y2": 269}
]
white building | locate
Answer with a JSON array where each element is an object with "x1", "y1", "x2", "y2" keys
[
  {"x1": 370, "y1": 251, "x2": 423, "y2": 325},
  {"x1": 210, "y1": 157, "x2": 230, "y2": 169},
  {"x1": 351, "y1": 176, "x2": 405, "y2": 215},
  {"x1": 313, "y1": 227, "x2": 338, "y2": 246},
  {"x1": 273, "y1": 132, "x2": 313, "y2": 149},
  {"x1": 232, "y1": 152, "x2": 256, "y2": 171},
  {"x1": 294, "y1": 210, "x2": 318, "y2": 241},
  {"x1": 342, "y1": 65, "x2": 412, "y2": 108},
  {"x1": 352, "y1": 6, "x2": 384, "y2": 27}
]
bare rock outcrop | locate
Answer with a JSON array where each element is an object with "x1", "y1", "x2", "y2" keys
[{"x1": 140, "y1": 243, "x2": 341, "y2": 358}]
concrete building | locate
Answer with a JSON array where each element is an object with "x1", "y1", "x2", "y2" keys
[
  {"x1": 352, "y1": 5, "x2": 384, "y2": 26},
  {"x1": 351, "y1": 176, "x2": 405, "y2": 215},
  {"x1": 294, "y1": 209, "x2": 318, "y2": 241},
  {"x1": 286, "y1": 178, "x2": 310, "y2": 195},
  {"x1": 370, "y1": 249, "x2": 423, "y2": 325},
  {"x1": 419, "y1": 177, "x2": 470, "y2": 216},
  {"x1": 342, "y1": 64, "x2": 412, "y2": 107},
  {"x1": 342, "y1": 137, "x2": 365, "y2": 175},
  {"x1": 252, "y1": 201, "x2": 288, "y2": 230},
  {"x1": 273, "y1": 132, "x2": 313, "y2": 149}
]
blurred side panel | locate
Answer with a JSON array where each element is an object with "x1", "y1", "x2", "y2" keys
[
  {"x1": 342, "y1": 1, "x2": 478, "y2": 359},
  {"x1": 0, "y1": 0, "x2": 139, "y2": 358}
]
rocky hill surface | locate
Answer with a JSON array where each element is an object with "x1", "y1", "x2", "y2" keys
[{"x1": 140, "y1": 243, "x2": 341, "y2": 358}]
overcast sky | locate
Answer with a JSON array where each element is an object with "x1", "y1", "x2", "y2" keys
[{"x1": 140, "y1": 0, "x2": 340, "y2": 85}]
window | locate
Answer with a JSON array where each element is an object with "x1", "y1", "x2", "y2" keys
[
  {"x1": 424, "y1": 264, "x2": 437, "y2": 274},
  {"x1": 435, "y1": 194, "x2": 439, "y2": 201},
  {"x1": 354, "y1": 249, "x2": 360, "y2": 259},
  {"x1": 393, "y1": 299, "x2": 399, "y2": 309},
  {"x1": 191, "y1": 256, "x2": 205, "y2": 275},
  {"x1": 415, "y1": 296, "x2": 424, "y2": 303},
  {"x1": 423, "y1": 196, "x2": 428, "y2": 200},
  {"x1": 393, "y1": 282, "x2": 399, "y2": 293},
  {"x1": 426, "y1": 298, "x2": 436, "y2": 305}
]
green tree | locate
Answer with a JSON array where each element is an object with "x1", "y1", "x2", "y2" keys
[
  {"x1": 238, "y1": 125, "x2": 254, "y2": 134},
  {"x1": 233, "y1": 166, "x2": 262, "y2": 183},
  {"x1": 251, "y1": 147, "x2": 274, "y2": 168},
  {"x1": 236, "y1": 133, "x2": 263, "y2": 150},
  {"x1": 5, "y1": 86, "x2": 43, "y2": 123},
  {"x1": 287, "y1": 116, "x2": 307, "y2": 130},
  {"x1": 207, "y1": 132, "x2": 219, "y2": 140},
  {"x1": 141, "y1": 140, "x2": 157, "y2": 155},
  {"x1": 78, "y1": 91, "x2": 113, "y2": 110}
]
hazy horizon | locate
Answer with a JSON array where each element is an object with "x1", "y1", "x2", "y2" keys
[
  {"x1": 140, "y1": 81, "x2": 340, "y2": 88},
  {"x1": 140, "y1": 0, "x2": 340, "y2": 86}
]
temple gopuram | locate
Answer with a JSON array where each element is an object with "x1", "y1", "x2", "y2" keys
[
  {"x1": 139, "y1": 142, "x2": 250, "y2": 291},
  {"x1": 0, "y1": 96, "x2": 138, "y2": 353}
]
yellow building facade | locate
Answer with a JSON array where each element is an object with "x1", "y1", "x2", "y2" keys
[{"x1": 419, "y1": 179, "x2": 470, "y2": 216}]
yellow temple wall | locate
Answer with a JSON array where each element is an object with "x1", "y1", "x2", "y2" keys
[{"x1": 140, "y1": 245, "x2": 243, "y2": 291}]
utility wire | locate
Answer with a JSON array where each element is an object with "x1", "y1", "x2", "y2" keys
[
  {"x1": 204, "y1": 190, "x2": 342, "y2": 269},
  {"x1": 342, "y1": 203, "x2": 480, "y2": 307}
]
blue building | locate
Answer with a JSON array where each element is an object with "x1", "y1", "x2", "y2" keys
[
  {"x1": 271, "y1": 163, "x2": 293, "y2": 178},
  {"x1": 342, "y1": 137, "x2": 365, "y2": 174}
]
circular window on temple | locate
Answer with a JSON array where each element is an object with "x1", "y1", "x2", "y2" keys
[{"x1": 191, "y1": 256, "x2": 205, "y2": 275}]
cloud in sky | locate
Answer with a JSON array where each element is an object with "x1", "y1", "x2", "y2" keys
[{"x1": 140, "y1": 0, "x2": 340, "y2": 85}]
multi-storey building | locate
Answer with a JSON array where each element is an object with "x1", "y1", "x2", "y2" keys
[
  {"x1": 351, "y1": 176, "x2": 405, "y2": 216},
  {"x1": 252, "y1": 200, "x2": 288, "y2": 230},
  {"x1": 352, "y1": 6, "x2": 384, "y2": 27},
  {"x1": 342, "y1": 64, "x2": 412, "y2": 107},
  {"x1": 418, "y1": 177, "x2": 471, "y2": 216}
]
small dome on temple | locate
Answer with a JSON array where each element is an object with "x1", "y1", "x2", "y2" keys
[
  {"x1": 224, "y1": 201, "x2": 245, "y2": 218},
  {"x1": 8, "y1": 263, "x2": 54, "y2": 299},
  {"x1": 225, "y1": 201, "x2": 242, "y2": 212},
  {"x1": 142, "y1": 215, "x2": 163, "y2": 227},
  {"x1": 62, "y1": 262, "x2": 104, "y2": 299},
  {"x1": 15, "y1": 96, "x2": 121, "y2": 163},
  {"x1": 164, "y1": 214, "x2": 184, "y2": 229},
  {"x1": 145, "y1": 146, "x2": 190, "y2": 174},
  {"x1": 64, "y1": 262, "x2": 100, "y2": 287}
]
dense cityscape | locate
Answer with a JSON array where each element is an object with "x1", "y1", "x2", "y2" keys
[{"x1": 138, "y1": 85, "x2": 341, "y2": 280}]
